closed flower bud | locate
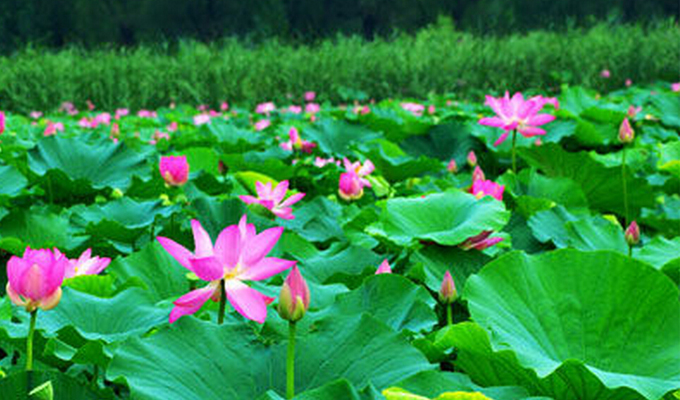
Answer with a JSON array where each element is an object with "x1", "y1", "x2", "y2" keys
[
  {"x1": 277, "y1": 266, "x2": 310, "y2": 322},
  {"x1": 447, "y1": 159, "x2": 457, "y2": 173},
  {"x1": 472, "y1": 166, "x2": 485, "y2": 183},
  {"x1": 338, "y1": 172, "x2": 364, "y2": 201},
  {"x1": 439, "y1": 270, "x2": 457, "y2": 304},
  {"x1": 375, "y1": 259, "x2": 392, "y2": 274},
  {"x1": 467, "y1": 151, "x2": 477, "y2": 167},
  {"x1": 624, "y1": 221, "x2": 640, "y2": 245},
  {"x1": 159, "y1": 155, "x2": 189, "y2": 187},
  {"x1": 618, "y1": 118, "x2": 634, "y2": 144},
  {"x1": 6, "y1": 247, "x2": 67, "y2": 312}
]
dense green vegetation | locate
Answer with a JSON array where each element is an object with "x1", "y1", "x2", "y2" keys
[{"x1": 0, "y1": 22, "x2": 678, "y2": 112}]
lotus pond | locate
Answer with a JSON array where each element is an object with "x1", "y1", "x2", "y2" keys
[{"x1": 0, "y1": 84, "x2": 679, "y2": 400}]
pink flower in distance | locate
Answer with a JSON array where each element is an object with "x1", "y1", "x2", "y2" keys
[
  {"x1": 194, "y1": 114, "x2": 211, "y2": 126},
  {"x1": 314, "y1": 157, "x2": 340, "y2": 168},
  {"x1": 375, "y1": 259, "x2": 392, "y2": 274},
  {"x1": 627, "y1": 105, "x2": 642, "y2": 119},
  {"x1": 280, "y1": 127, "x2": 316, "y2": 153},
  {"x1": 0, "y1": 111, "x2": 6, "y2": 135},
  {"x1": 167, "y1": 121, "x2": 178, "y2": 132},
  {"x1": 672, "y1": 83, "x2": 680, "y2": 92},
  {"x1": 137, "y1": 110, "x2": 157, "y2": 118},
  {"x1": 467, "y1": 151, "x2": 477, "y2": 167},
  {"x1": 625, "y1": 79, "x2": 632, "y2": 87},
  {"x1": 43, "y1": 121, "x2": 64, "y2": 137},
  {"x1": 287, "y1": 105, "x2": 303, "y2": 114},
  {"x1": 256, "y1": 102, "x2": 276, "y2": 115},
  {"x1": 159, "y1": 155, "x2": 189, "y2": 186},
  {"x1": 401, "y1": 102, "x2": 425, "y2": 116},
  {"x1": 305, "y1": 103, "x2": 320, "y2": 114},
  {"x1": 447, "y1": 159, "x2": 457, "y2": 173},
  {"x1": 55, "y1": 248, "x2": 111, "y2": 279},
  {"x1": 115, "y1": 108, "x2": 129, "y2": 119},
  {"x1": 470, "y1": 179, "x2": 505, "y2": 201},
  {"x1": 460, "y1": 231, "x2": 504, "y2": 251},
  {"x1": 304, "y1": 91, "x2": 316, "y2": 102},
  {"x1": 254, "y1": 119, "x2": 271, "y2": 131},
  {"x1": 277, "y1": 265, "x2": 311, "y2": 322},
  {"x1": 6, "y1": 247, "x2": 67, "y2": 312},
  {"x1": 220, "y1": 102, "x2": 230, "y2": 111},
  {"x1": 239, "y1": 180, "x2": 305, "y2": 220},
  {"x1": 157, "y1": 216, "x2": 295, "y2": 323},
  {"x1": 601, "y1": 69, "x2": 611, "y2": 78},
  {"x1": 30, "y1": 111, "x2": 43, "y2": 119},
  {"x1": 338, "y1": 158, "x2": 374, "y2": 201},
  {"x1": 478, "y1": 92, "x2": 558, "y2": 146}
]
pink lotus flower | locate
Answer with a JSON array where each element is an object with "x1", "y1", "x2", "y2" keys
[
  {"x1": 304, "y1": 91, "x2": 316, "y2": 102},
  {"x1": 239, "y1": 180, "x2": 305, "y2": 220},
  {"x1": 157, "y1": 216, "x2": 295, "y2": 323},
  {"x1": 220, "y1": 102, "x2": 229, "y2": 111},
  {"x1": 625, "y1": 79, "x2": 632, "y2": 87},
  {"x1": 472, "y1": 166, "x2": 485, "y2": 183},
  {"x1": 280, "y1": 127, "x2": 316, "y2": 153},
  {"x1": 115, "y1": 108, "x2": 129, "y2": 119},
  {"x1": 353, "y1": 105, "x2": 370, "y2": 115},
  {"x1": 467, "y1": 151, "x2": 477, "y2": 167},
  {"x1": 30, "y1": 111, "x2": 42, "y2": 119},
  {"x1": 55, "y1": 248, "x2": 111, "y2": 278},
  {"x1": 137, "y1": 110, "x2": 157, "y2": 118},
  {"x1": 287, "y1": 105, "x2": 302, "y2": 114},
  {"x1": 624, "y1": 221, "x2": 640, "y2": 245},
  {"x1": 428, "y1": 105, "x2": 436, "y2": 115},
  {"x1": 401, "y1": 102, "x2": 425, "y2": 116},
  {"x1": 159, "y1": 155, "x2": 189, "y2": 186},
  {"x1": 619, "y1": 118, "x2": 634, "y2": 144},
  {"x1": 601, "y1": 69, "x2": 611, "y2": 78},
  {"x1": 256, "y1": 102, "x2": 276, "y2": 115},
  {"x1": 314, "y1": 157, "x2": 340, "y2": 168},
  {"x1": 627, "y1": 105, "x2": 642, "y2": 118},
  {"x1": 194, "y1": 114, "x2": 211, "y2": 126},
  {"x1": 277, "y1": 265, "x2": 310, "y2": 322},
  {"x1": 254, "y1": 119, "x2": 271, "y2": 131},
  {"x1": 375, "y1": 259, "x2": 392, "y2": 274},
  {"x1": 150, "y1": 130, "x2": 170, "y2": 145},
  {"x1": 59, "y1": 102, "x2": 78, "y2": 115},
  {"x1": 470, "y1": 179, "x2": 505, "y2": 201},
  {"x1": 0, "y1": 111, "x2": 5, "y2": 135},
  {"x1": 6, "y1": 247, "x2": 67, "y2": 312},
  {"x1": 447, "y1": 159, "x2": 457, "y2": 173},
  {"x1": 460, "y1": 231, "x2": 504, "y2": 251},
  {"x1": 479, "y1": 92, "x2": 558, "y2": 146},
  {"x1": 305, "y1": 103, "x2": 320, "y2": 114},
  {"x1": 438, "y1": 271, "x2": 457, "y2": 304},
  {"x1": 672, "y1": 83, "x2": 680, "y2": 92},
  {"x1": 43, "y1": 121, "x2": 64, "y2": 137},
  {"x1": 167, "y1": 121, "x2": 178, "y2": 132},
  {"x1": 338, "y1": 158, "x2": 374, "y2": 201}
]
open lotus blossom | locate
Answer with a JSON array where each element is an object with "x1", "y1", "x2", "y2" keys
[
  {"x1": 115, "y1": 108, "x2": 129, "y2": 119},
  {"x1": 138, "y1": 110, "x2": 157, "y2": 118},
  {"x1": 460, "y1": 231, "x2": 504, "y2": 251},
  {"x1": 478, "y1": 92, "x2": 558, "y2": 146},
  {"x1": 375, "y1": 259, "x2": 392, "y2": 274},
  {"x1": 157, "y1": 216, "x2": 295, "y2": 323},
  {"x1": 625, "y1": 221, "x2": 640, "y2": 245},
  {"x1": 256, "y1": 102, "x2": 276, "y2": 115},
  {"x1": 619, "y1": 118, "x2": 634, "y2": 143},
  {"x1": 401, "y1": 102, "x2": 425, "y2": 116},
  {"x1": 304, "y1": 91, "x2": 316, "y2": 102},
  {"x1": 55, "y1": 248, "x2": 111, "y2": 278},
  {"x1": 43, "y1": 121, "x2": 64, "y2": 137},
  {"x1": 338, "y1": 158, "x2": 374, "y2": 201},
  {"x1": 305, "y1": 103, "x2": 320, "y2": 114},
  {"x1": 439, "y1": 271, "x2": 457, "y2": 304},
  {"x1": 254, "y1": 119, "x2": 271, "y2": 131},
  {"x1": 239, "y1": 180, "x2": 305, "y2": 220},
  {"x1": 277, "y1": 265, "x2": 311, "y2": 322},
  {"x1": 159, "y1": 155, "x2": 189, "y2": 186},
  {"x1": 280, "y1": 127, "x2": 316, "y2": 153},
  {"x1": 287, "y1": 105, "x2": 302, "y2": 114},
  {"x1": 194, "y1": 114, "x2": 211, "y2": 125},
  {"x1": 672, "y1": 83, "x2": 680, "y2": 92},
  {"x1": 6, "y1": 247, "x2": 67, "y2": 312},
  {"x1": 470, "y1": 179, "x2": 505, "y2": 201}
]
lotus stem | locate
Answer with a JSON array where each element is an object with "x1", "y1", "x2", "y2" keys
[
  {"x1": 446, "y1": 304, "x2": 453, "y2": 326},
  {"x1": 217, "y1": 279, "x2": 226, "y2": 325},
  {"x1": 26, "y1": 310, "x2": 37, "y2": 372},
  {"x1": 621, "y1": 146, "x2": 629, "y2": 226},
  {"x1": 511, "y1": 129, "x2": 518, "y2": 176},
  {"x1": 287, "y1": 321, "x2": 297, "y2": 399}
]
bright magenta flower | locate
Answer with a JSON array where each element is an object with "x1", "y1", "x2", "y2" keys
[
  {"x1": 157, "y1": 216, "x2": 295, "y2": 324},
  {"x1": 470, "y1": 179, "x2": 505, "y2": 201},
  {"x1": 55, "y1": 249, "x2": 111, "y2": 279},
  {"x1": 0, "y1": 111, "x2": 5, "y2": 134},
  {"x1": 438, "y1": 271, "x2": 457, "y2": 304},
  {"x1": 280, "y1": 127, "x2": 316, "y2": 153},
  {"x1": 277, "y1": 265, "x2": 310, "y2": 322},
  {"x1": 619, "y1": 118, "x2": 634, "y2": 144},
  {"x1": 625, "y1": 221, "x2": 640, "y2": 245},
  {"x1": 460, "y1": 231, "x2": 503, "y2": 251},
  {"x1": 478, "y1": 92, "x2": 558, "y2": 146},
  {"x1": 375, "y1": 259, "x2": 392, "y2": 274},
  {"x1": 43, "y1": 121, "x2": 64, "y2": 137},
  {"x1": 338, "y1": 158, "x2": 374, "y2": 201},
  {"x1": 6, "y1": 248, "x2": 67, "y2": 312},
  {"x1": 159, "y1": 155, "x2": 189, "y2": 187},
  {"x1": 239, "y1": 180, "x2": 305, "y2": 220}
]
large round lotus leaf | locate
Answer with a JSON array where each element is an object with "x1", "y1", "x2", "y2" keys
[
  {"x1": 367, "y1": 191, "x2": 510, "y2": 247},
  {"x1": 634, "y1": 236, "x2": 680, "y2": 283},
  {"x1": 0, "y1": 164, "x2": 28, "y2": 197},
  {"x1": 463, "y1": 249, "x2": 680, "y2": 400},
  {"x1": 27, "y1": 136, "x2": 148, "y2": 194},
  {"x1": 0, "y1": 371, "x2": 99, "y2": 400},
  {"x1": 107, "y1": 313, "x2": 432, "y2": 400}
]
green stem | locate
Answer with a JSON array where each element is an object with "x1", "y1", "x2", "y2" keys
[
  {"x1": 217, "y1": 279, "x2": 226, "y2": 325},
  {"x1": 26, "y1": 310, "x2": 37, "y2": 372},
  {"x1": 446, "y1": 304, "x2": 453, "y2": 326},
  {"x1": 287, "y1": 322, "x2": 297, "y2": 400},
  {"x1": 511, "y1": 129, "x2": 518, "y2": 176},
  {"x1": 628, "y1": 245, "x2": 633, "y2": 257},
  {"x1": 621, "y1": 146, "x2": 629, "y2": 226}
]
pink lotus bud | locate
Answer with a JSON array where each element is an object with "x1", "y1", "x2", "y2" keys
[
  {"x1": 218, "y1": 160, "x2": 228, "y2": 175},
  {"x1": 338, "y1": 172, "x2": 364, "y2": 201},
  {"x1": 627, "y1": 106, "x2": 642, "y2": 119},
  {"x1": 601, "y1": 69, "x2": 611, "y2": 78},
  {"x1": 447, "y1": 159, "x2": 457, "y2": 173},
  {"x1": 624, "y1": 221, "x2": 640, "y2": 245},
  {"x1": 304, "y1": 91, "x2": 316, "y2": 102},
  {"x1": 467, "y1": 151, "x2": 477, "y2": 167},
  {"x1": 220, "y1": 102, "x2": 229, "y2": 111},
  {"x1": 6, "y1": 247, "x2": 68, "y2": 312},
  {"x1": 87, "y1": 100, "x2": 95, "y2": 111},
  {"x1": 438, "y1": 270, "x2": 457, "y2": 304},
  {"x1": 0, "y1": 111, "x2": 5, "y2": 134},
  {"x1": 427, "y1": 105, "x2": 436, "y2": 115},
  {"x1": 375, "y1": 259, "x2": 392, "y2": 274},
  {"x1": 472, "y1": 166, "x2": 485, "y2": 183},
  {"x1": 277, "y1": 265, "x2": 310, "y2": 322},
  {"x1": 159, "y1": 155, "x2": 189, "y2": 187},
  {"x1": 619, "y1": 118, "x2": 634, "y2": 144},
  {"x1": 625, "y1": 79, "x2": 632, "y2": 87}
]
